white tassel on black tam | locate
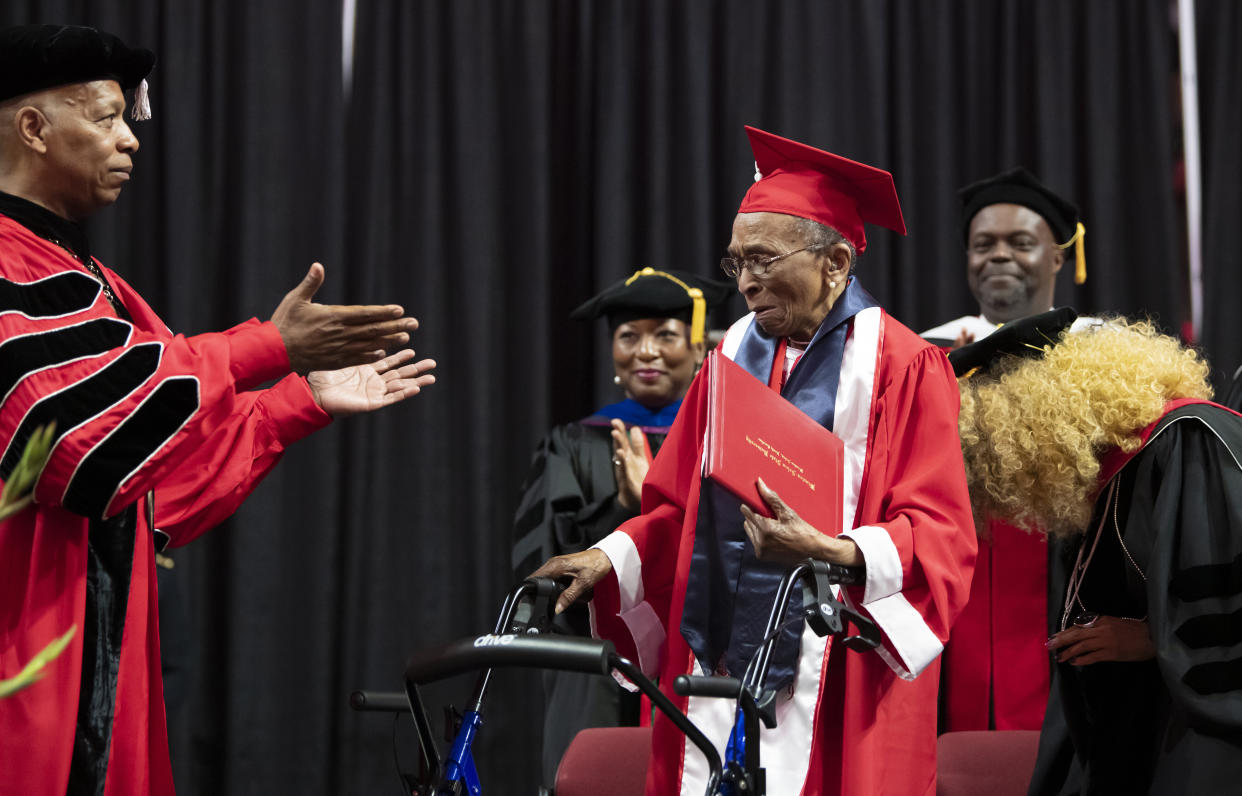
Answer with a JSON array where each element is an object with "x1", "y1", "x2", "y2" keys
[{"x1": 131, "y1": 79, "x2": 151, "y2": 121}]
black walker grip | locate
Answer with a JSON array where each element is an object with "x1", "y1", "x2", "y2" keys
[
  {"x1": 507, "y1": 577, "x2": 566, "y2": 633},
  {"x1": 348, "y1": 690, "x2": 408, "y2": 712},
  {"x1": 404, "y1": 634, "x2": 615, "y2": 685},
  {"x1": 673, "y1": 674, "x2": 743, "y2": 699}
]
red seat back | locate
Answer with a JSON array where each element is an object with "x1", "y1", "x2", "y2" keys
[
  {"x1": 555, "y1": 726, "x2": 652, "y2": 796},
  {"x1": 937, "y1": 730, "x2": 1041, "y2": 796}
]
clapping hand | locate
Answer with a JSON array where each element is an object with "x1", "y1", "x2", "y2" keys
[
  {"x1": 952, "y1": 328, "x2": 976, "y2": 350},
  {"x1": 610, "y1": 419, "x2": 650, "y2": 510}
]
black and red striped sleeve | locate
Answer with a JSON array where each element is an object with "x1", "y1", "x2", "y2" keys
[{"x1": 0, "y1": 229, "x2": 329, "y2": 525}]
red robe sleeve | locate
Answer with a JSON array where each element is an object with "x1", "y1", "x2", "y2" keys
[
  {"x1": 150, "y1": 374, "x2": 331, "y2": 545},
  {"x1": 0, "y1": 241, "x2": 329, "y2": 529},
  {"x1": 842, "y1": 342, "x2": 977, "y2": 678},
  {"x1": 105, "y1": 270, "x2": 331, "y2": 543}
]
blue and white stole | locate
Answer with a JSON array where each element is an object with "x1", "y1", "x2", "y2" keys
[{"x1": 680, "y1": 277, "x2": 878, "y2": 689}]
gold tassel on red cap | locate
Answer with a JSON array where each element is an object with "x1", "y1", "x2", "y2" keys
[
  {"x1": 1058, "y1": 222, "x2": 1086, "y2": 284},
  {"x1": 625, "y1": 267, "x2": 707, "y2": 344}
]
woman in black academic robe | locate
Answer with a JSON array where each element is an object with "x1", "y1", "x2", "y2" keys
[
  {"x1": 1029, "y1": 400, "x2": 1242, "y2": 795},
  {"x1": 950, "y1": 311, "x2": 1242, "y2": 796},
  {"x1": 509, "y1": 268, "x2": 732, "y2": 789}
]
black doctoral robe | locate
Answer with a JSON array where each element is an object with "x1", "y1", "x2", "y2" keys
[
  {"x1": 511, "y1": 405, "x2": 673, "y2": 787},
  {"x1": 1029, "y1": 401, "x2": 1242, "y2": 795}
]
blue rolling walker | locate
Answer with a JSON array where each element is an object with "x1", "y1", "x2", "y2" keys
[
  {"x1": 351, "y1": 560, "x2": 879, "y2": 795},
  {"x1": 398, "y1": 577, "x2": 723, "y2": 795}
]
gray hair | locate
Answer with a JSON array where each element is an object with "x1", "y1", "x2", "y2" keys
[{"x1": 793, "y1": 217, "x2": 857, "y2": 274}]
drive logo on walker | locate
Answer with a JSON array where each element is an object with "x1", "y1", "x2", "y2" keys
[{"x1": 473, "y1": 633, "x2": 517, "y2": 647}]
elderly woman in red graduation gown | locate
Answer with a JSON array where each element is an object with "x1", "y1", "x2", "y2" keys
[{"x1": 534, "y1": 127, "x2": 977, "y2": 796}]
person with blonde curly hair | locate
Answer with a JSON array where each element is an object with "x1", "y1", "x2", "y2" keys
[{"x1": 951, "y1": 309, "x2": 1242, "y2": 795}]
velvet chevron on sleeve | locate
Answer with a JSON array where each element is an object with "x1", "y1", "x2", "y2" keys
[{"x1": 0, "y1": 213, "x2": 330, "y2": 796}]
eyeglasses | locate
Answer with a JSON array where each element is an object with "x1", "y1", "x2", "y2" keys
[{"x1": 719, "y1": 244, "x2": 824, "y2": 278}]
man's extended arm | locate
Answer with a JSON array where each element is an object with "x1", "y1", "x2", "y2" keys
[{"x1": 1, "y1": 246, "x2": 432, "y2": 524}]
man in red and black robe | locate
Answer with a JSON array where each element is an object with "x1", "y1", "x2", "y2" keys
[{"x1": 0, "y1": 24, "x2": 433, "y2": 795}]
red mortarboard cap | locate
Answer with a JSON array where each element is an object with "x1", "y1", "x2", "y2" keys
[{"x1": 738, "y1": 126, "x2": 906, "y2": 254}]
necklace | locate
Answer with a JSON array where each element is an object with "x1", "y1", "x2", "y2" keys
[
  {"x1": 1061, "y1": 480, "x2": 1113, "y2": 631},
  {"x1": 1114, "y1": 486, "x2": 1148, "y2": 583},
  {"x1": 1060, "y1": 476, "x2": 1148, "y2": 631},
  {"x1": 44, "y1": 235, "x2": 126, "y2": 315}
]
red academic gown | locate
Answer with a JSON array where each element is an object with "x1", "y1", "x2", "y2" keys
[
  {"x1": 931, "y1": 316, "x2": 1087, "y2": 732},
  {"x1": 0, "y1": 216, "x2": 331, "y2": 795},
  {"x1": 940, "y1": 520, "x2": 1050, "y2": 731},
  {"x1": 589, "y1": 308, "x2": 977, "y2": 795}
]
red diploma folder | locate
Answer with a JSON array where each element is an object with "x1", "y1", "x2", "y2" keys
[{"x1": 701, "y1": 350, "x2": 844, "y2": 535}]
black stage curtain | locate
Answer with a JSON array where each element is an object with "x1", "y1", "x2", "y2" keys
[
  {"x1": 3, "y1": 2, "x2": 1237, "y2": 793},
  {"x1": 1197, "y1": 0, "x2": 1242, "y2": 387}
]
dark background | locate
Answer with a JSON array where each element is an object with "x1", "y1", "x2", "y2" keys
[{"x1": 4, "y1": 2, "x2": 1241, "y2": 793}]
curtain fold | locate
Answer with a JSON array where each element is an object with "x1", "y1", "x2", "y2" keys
[{"x1": 1197, "y1": 0, "x2": 1242, "y2": 385}]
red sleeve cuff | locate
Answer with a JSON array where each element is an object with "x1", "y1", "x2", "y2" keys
[
  {"x1": 260, "y1": 374, "x2": 333, "y2": 445},
  {"x1": 226, "y1": 320, "x2": 291, "y2": 389}
]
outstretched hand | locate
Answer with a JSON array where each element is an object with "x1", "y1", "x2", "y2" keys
[
  {"x1": 307, "y1": 350, "x2": 436, "y2": 417},
  {"x1": 530, "y1": 548, "x2": 613, "y2": 615},
  {"x1": 741, "y1": 477, "x2": 862, "y2": 566},
  {"x1": 271, "y1": 262, "x2": 421, "y2": 374}
]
